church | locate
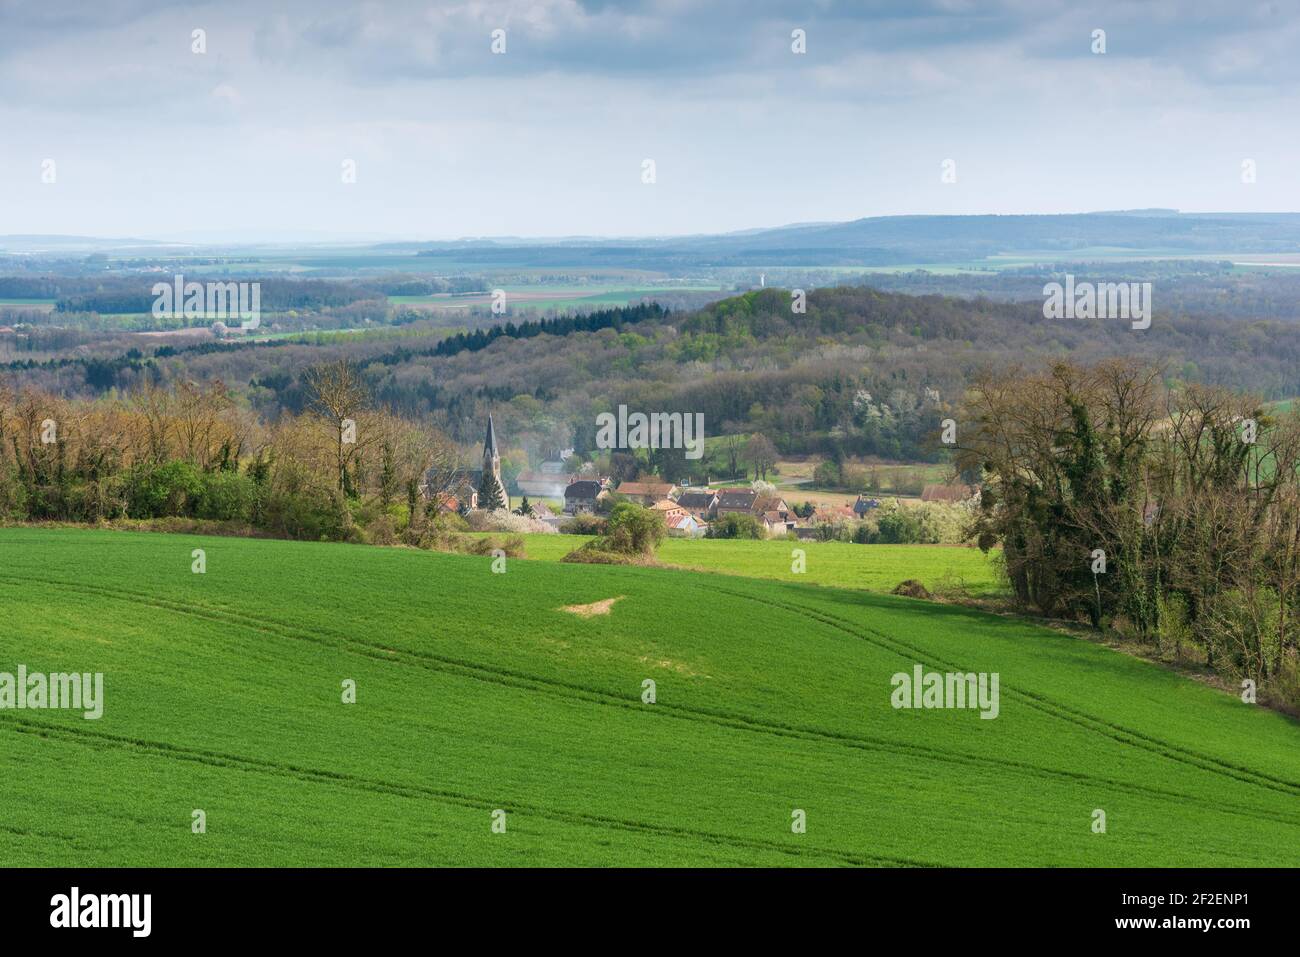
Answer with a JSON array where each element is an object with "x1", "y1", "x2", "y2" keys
[
  {"x1": 476, "y1": 414, "x2": 510, "y2": 511},
  {"x1": 422, "y1": 414, "x2": 510, "y2": 513}
]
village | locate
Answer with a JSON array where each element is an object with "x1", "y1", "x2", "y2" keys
[{"x1": 421, "y1": 415, "x2": 977, "y2": 542}]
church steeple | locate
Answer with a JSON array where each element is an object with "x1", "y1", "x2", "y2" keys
[
  {"x1": 478, "y1": 413, "x2": 508, "y2": 511},
  {"x1": 483, "y1": 414, "x2": 500, "y2": 466}
]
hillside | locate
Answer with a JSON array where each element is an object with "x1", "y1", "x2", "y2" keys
[{"x1": 1, "y1": 527, "x2": 1296, "y2": 866}]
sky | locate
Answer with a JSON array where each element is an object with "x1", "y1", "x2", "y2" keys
[{"x1": 2, "y1": 0, "x2": 1299, "y2": 241}]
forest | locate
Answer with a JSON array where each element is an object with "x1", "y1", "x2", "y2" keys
[{"x1": 6, "y1": 282, "x2": 1300, "y2": 474}]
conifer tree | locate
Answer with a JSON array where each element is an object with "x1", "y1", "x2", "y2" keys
[{"x1": 478, "y1": 471, "x2": 505, "y2": 511}]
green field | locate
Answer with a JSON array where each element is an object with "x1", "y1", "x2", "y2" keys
[
  {"x1": 1, "y1": 527, "x2": 1297, "y2": 866},
  {"x1": 497, "y1": 534, "x2": 1004, "y2": 597}
]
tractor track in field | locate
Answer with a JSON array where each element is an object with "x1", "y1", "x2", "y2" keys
[
  {"x1": 700, "y1": 582, "x2": 1300, "y2": 800},
  {"x1": 4, "y1": 573, "x2": 1299, "y2": 832},
  {"x1": 0, "y1": 714, "x2": 919, "y2": 867}
]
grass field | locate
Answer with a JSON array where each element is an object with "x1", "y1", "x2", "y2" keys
[
  {"x1": 1, "y1": 526, "x2": 1297, "y2": 866},
  {"x1": 497, "y1": 534, "x2": 1004, "y2": 598}
]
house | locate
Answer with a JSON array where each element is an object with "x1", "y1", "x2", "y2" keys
[
  {"x1": 920, "y1": 483, "x2": 977, "y2": 503},
  {"x1": 852, "y1": 495, "x2": 880, "y2": 517},
  {"x1": 714, "y1": 488, "x2": 759, "y2": 515},
  {"x1": 760, "y1": 510, "x2": 796, "y2": 535},
  {"x1": 665, "y1": 512, "x2": 705, "y2": 538},
  {"x1": 614, "y1": 480, "x2": 678, "y2": 505},
  {"x1": 675, "y1": 489, "x2": 719, "y2": 518},
  {"x1": 649, "y1": 499, "x2": 687, "y2": 520},
  {"x1": 753, "y1": 494, "x2": 790, "y2": 519},
  {"x1": 564, "y1": 479, "x2": 609, "y2": 515}
]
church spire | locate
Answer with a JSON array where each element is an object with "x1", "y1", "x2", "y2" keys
[
  {"x1": 483, "y1": 414, "x2": 499, "y2": 461},
  {"x1": 478, "y1": 413, "x2": 508, "y2": 511}
]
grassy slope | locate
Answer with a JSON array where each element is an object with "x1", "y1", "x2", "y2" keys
[{"x1": 0, "y1": 527, "x2": 1297, "y2": 866}]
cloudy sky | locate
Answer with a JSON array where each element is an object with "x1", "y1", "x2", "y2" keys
[{"x1": 2, "y1": 0, "x2": 1298, "y2": 241}]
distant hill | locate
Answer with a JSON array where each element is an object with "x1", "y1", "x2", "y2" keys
[
  {"x1": 10, "y1": 211, "x2": 1300, "y2": 268},
  {"x1": 408, "y1": 211, "x2": 1300, "y2": 269}
]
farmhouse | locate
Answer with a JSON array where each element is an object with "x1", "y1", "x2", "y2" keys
[
  {"x1": 649, "y1": 499, "x2": 687, "y2": 520},
  {"x1": 615, "y1": 480, "x2": 678, "y2": 505},
  {"x1": 753, "y1": 494, "x2": 790, "y2": 518},
  {"x1": 761, "y1": 510, "x2": 796, "y2": 535},
  {"x1": 564, "y1": 479, "x2": 609, "y2": 514},
  {"x1": 714, "y1": 488, "x2": 759, "y2": 515},
  {"x1": 675, "y1": 489, "x2": 719, "y2": 517}
]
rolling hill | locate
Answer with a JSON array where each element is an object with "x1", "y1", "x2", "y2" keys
[{"x1": 1, "y1": 527, "x2": 1297, "y2": 866}]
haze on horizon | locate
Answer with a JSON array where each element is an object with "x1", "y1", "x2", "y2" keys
[{"x1": 3, "y1": 0, "x2": 1299, "y2": 242}]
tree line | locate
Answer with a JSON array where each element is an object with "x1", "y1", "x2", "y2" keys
[
  {"x1": 958, "y1": 359, "x2": 1300, "y2": 706},
  {"x1": 0, "y1": 363, "x2": 459, "y2": 544}
]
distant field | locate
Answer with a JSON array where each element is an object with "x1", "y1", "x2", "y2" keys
[
  {"x1": 390, "y1": 284, "x2": 722, "y2": 312},
  {"x1": 489, "y1": 533, "x2": 1003, "y2": 597},
  {"x1": 768, "y1": 457, "x2": 952, "y2": 501},
  {"x1": 2, "y1": 526, "x2": 1296, "y2": 867},
  {"x1": 0, "y1": 298, "x2": 56, "y2": 312}
]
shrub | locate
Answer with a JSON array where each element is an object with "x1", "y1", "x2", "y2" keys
[
  {"x1": 706, "y1": 512, "x2": 764, "y2": 539},
  {"x1": 365, "y1": 515, "x2": 398, "y2": 546},
  {"x1": 568, "y1": 503, "x2": 664, "y2": 560},
  {"x1": 262, "y1": 485, "x2": 352, "y2": 541},
  {"x1": 602, "y1": 502, "x2": 665, "y2": 555},
  {"x1": 874, "y1": 506, "x2": 930, "y2": 544},
  {"x1": 196, "y1": 471, "x2": 258, "y2": 523},
  {"x1": 128, "y1": 460, "x2": 204, "y2": 518},
  {"x1": 0, "y1": 467, "x2": 28, "y2": 520},
  {"x1": 560, "y1": 545, "x2": 642, "y2": 565},
  {"x1": 561, "y1": 513, "x2": 606, "y2": 535},
  {"x1": 463, "y1": 533, "x2": 526, "y2": 557}
]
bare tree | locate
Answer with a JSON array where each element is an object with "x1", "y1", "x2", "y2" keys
[
  {"x1": 745, "y1": 433, "x2": 778, "y2": 481},
  {"x1": 304, "y1": 360, "x2": 372, "y2": 494}
]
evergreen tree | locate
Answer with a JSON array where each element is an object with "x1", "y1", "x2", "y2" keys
[
  {"x1": 514, "y1": 495, "x2": 535, "y2": 517},
  {"x1": 478, "y1": 471, "x2": 505, "y2": 511}
]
